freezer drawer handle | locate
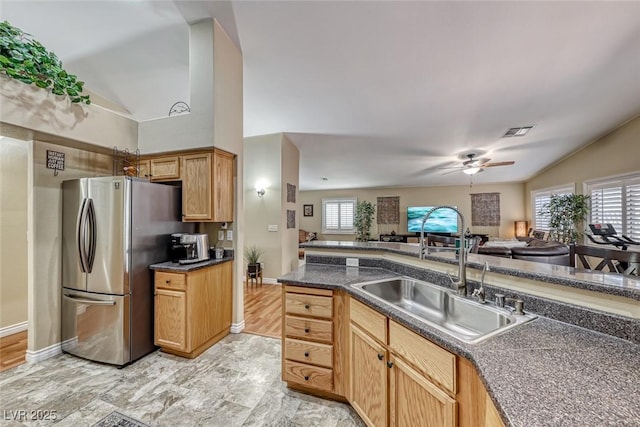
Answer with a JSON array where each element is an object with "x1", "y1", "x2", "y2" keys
[{"x1": 63, "y1": 294, "x2": 116, "y2": 306}]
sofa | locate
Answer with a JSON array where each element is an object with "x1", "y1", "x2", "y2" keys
[
  {"x1": 478, "y1": 237, "x2": 570, "y2": 266},
  {"x1": 298, "y1": 229, "x2": 317, "y2": 259}
]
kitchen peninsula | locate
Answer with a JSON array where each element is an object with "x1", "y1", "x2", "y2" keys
[{"x1": 278, "y1": 241, "x2": 640, "y2": 427}]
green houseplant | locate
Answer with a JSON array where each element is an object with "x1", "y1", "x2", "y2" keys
[
  {"x1": 355, "y1": 200, "x2": 376, "y2": 242},
  {"x1": 244, "y1": 245, "x2": 263, "y2": 273},
  {"x1": 0, "y1": 20, "x2": 90, "y2": 104},
  {"x1": 542, "y1": 194, "x2": 590, "y2": 244}
]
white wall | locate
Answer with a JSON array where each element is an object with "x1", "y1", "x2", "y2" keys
[
  {"x1": 0, "y1": 137, "x2": 28, "y2": 329},
  {"x1": 300, "y1": 183, "x2": 526, "y2": 240},
  {"x1": 281, "y1": 135, "x2": 300, "y2": 273},
  {"x1": 1, "y1": 76, "x2": 137, "y2": 151}
]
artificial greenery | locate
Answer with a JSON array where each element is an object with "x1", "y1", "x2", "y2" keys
[
  {"x1": 244, "y1": 245, "x2": 263, "y2": 266},
  {"x1": 541, "y1": 194, "x2": 590, "y2": 243},
  {"x1": 354, "y1": 200, "x2": 376, "y2": 242},
  {"x1": 0, "y1": 21, "x2": 90, "y2": 104}
]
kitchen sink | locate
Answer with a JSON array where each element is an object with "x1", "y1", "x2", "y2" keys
[{"x1": 351, "y1": 277, "x2": 536, "y2": 344}]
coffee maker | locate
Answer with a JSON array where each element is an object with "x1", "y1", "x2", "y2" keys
[{"x1": 172, "y1": 233, "x2": 210, "y2": 264}]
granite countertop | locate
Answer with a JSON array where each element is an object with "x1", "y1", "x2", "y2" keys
[
  {"x1": 278, "y1": 263, "x2": 640, "y2": 427},
  {"x1": 150, "y1": 256, "x2": 233, "y2": 272},
  {"x1": 300, "y1": 240, "x2": 640, "y2": 300}
]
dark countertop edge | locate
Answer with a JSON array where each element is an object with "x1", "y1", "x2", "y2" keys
[
  {"x1": 149, "y1": 256, "x2": 234, "y2": 272},
  {"x1": 277, "y1": 272, "x2": 639, "y2": 427},
  {"x1": 301, "y1": 242, "x2": 640, "y2": 301}
]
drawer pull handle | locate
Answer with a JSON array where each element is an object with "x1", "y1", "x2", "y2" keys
[
  {"x1": 377, "y1": 353, "x2": 384, "y2": 361},
  {"x1": 387, "y1": 361, "x2": 394, "y2": 369},
  {"x1": 304, "y1": 375, "x2": 310, "y2": 381},
  {"x1": 304, "y1": 351, "x2": 309, "y2": 357},
  {"x1": 304, "y1": 327, "x2": 310, "y2": 333},
  {"x1": 304, "y1": 304, "x2": 310, "y2": 309}
]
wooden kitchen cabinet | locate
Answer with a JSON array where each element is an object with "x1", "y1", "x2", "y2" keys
[
  {"x1": 154, "y1": 261, "x2": 232, "y2": 358},
  {"x1": 350, "y1": 323, "x2": 388, "y2": 427},
  {"x1": 182, "y1": 149, "x2": 234, "y2": 222},
  {"x1": 349, "y1": 299, "x2": 457, "y2": 427},
  {"x1": 138, "y1": 159, "x2": 151, "y2": 180},
  {"x1": 149, "y1": 156, "x2": 181, "y2": 181}
]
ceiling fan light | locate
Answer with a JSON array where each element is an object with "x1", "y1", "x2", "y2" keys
[{"x1": 463, "y1": 167, "x2": 481, "y2": 175}]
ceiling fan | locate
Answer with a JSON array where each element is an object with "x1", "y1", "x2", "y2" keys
[{"x1": 441, "y1": 153, "x2": 515, "y2": 175}]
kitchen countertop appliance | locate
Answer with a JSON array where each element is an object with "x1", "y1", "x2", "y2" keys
[
  {"x1": 61, "y1": 176, "x2": 194, "y2": 366},
  {"x1": 178, "y1": 233, "x2": 210, "y2": 264}
]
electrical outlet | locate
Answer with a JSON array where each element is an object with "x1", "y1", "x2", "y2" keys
[
  {"x1": 218, "y1": 230, "x2": 225, "y2": 241},
  {"x1": 226, "y1": 230, "x2": 233, "y2": 241},
  {"x1": 346, "y1": 258, "x2": 359, "y2": 267}
]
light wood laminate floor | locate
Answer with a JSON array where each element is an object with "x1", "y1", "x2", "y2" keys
[
  {"x1": 0, "y1": 330, "x2": 27, "y2": 372},
  {"x1": 243, "y1": 283, "x2": 282, "y2": 338}
]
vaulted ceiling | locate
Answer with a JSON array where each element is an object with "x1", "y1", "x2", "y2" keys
[{"x1": 3, "y1": 1, "x2": 640, "y2": 189}]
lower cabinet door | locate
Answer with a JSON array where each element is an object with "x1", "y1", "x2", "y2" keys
[
  {"x1": 350, "y1": 324, "x2": 388, "y2": 427},
  {"x1": 155, "y1": 288, "x2": 188, "y2": 351},
  {"x1": 389, "y1": 355, "x2": 456, "y2": 427}
]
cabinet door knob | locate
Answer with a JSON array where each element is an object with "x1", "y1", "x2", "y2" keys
[
  {"x1": 304, "y1": 375, "x2": 310, "y2": 381},
  {"x1": 387, "y1": 361, "x2": 394, "y2": 369},
  {"x1": 304, "y1": 304, "x2": 310, "y2": 309},
  {"x1": 304, "y1": 351, "x2": 309, "y2": 357},
  {"x1": 377, "y1": 353, "x2": 384, "y2": 361},
  {"x1": 304, "y1": 327, "x2": 310, "y2": 333},
  {"x1": 166, "y1": 280, "x2": 170, "y2": 284}
]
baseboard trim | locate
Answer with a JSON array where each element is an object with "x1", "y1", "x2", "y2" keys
[
  {"x1": 262, "y1": 278, "x2": 280, "y2": 285},
  {"x1": 25, "y1": 342, "x2": 62, "y2": 364},
  {"x1": 230, "y1": 320, "x2": 245, "y2": 334},
  {"x1": 0, "y1": 321, "x2": 28, "y2": 338}
]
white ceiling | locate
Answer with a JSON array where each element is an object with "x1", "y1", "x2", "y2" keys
[{"x1": 2, "y1": 1, "x2": 640, "y2": 190}]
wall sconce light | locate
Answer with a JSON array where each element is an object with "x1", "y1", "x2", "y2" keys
[
  {"x1": 256, "y1": 187, "x2": 266, "y2": 198},
  {"x1": 255, "y1": 179, "x2": 268, "y2": 198},
  {"x1": 514, "y1": 220, "x2": 529, "y2": 237}
]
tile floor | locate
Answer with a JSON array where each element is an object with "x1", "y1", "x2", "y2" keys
[{"x1": 0, "y1": 334, "x2": 364, "y2": 427}]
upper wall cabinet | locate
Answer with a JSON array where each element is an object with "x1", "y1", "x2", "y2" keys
[
  {"x1": 182, "y1": 149, "x2": 234, "y2": 223},
  {"x1": 140, "y1": 148, "x2": 235, "y2": 223}
]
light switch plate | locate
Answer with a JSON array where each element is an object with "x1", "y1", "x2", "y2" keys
[
  {"x1": 218, "y1": 230, "x2": 225, "y2": 241},
  {"x1": 346, "y1": 258, "x2": 359, "y2": 267},
  {"x1": 226, "y1": 230, "x2": 233, "y2": 241},
  {"x1": 268, "y1": 224, "x2": 278, "y2": 232}
]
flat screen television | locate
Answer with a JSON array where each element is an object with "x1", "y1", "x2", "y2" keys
[{"x1": 407, "y1": 206, "x2": 459, "y2": 234}]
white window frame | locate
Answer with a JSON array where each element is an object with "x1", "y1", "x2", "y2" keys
[
  {"x1": 322, "y1": 197, "x2": 357, "y2": 234},
  {"x1": 530, "y1": 184, "x2": 575, "y2": 231},
  {"x1": 584, "y1": 172, "x2": 640, "y2": 242}
]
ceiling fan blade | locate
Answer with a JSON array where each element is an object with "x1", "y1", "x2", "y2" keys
[
  {"x1": 441, "y1": 169, "x2": 462, "y2": 175},
  {"x1": 484, "y1": 161, "x2": 515, "y2": 167}
]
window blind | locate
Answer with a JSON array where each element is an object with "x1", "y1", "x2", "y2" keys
[
  {"x1": 586, "y1": 174, "x2": 640, "y2": 241},
  {"x1": 322, "y1": 198, "x2": 356, "y2": 234},
  {"x1": 531, "y1": 186, "x2": 573, "y2": 231}
]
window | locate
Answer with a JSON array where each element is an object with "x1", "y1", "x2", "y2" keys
[
  {"x1": 585, "y1": 173, "x2": 640, "y2": 241},
  {"x1": 531, "y1": 185, "x2": 574, "y2": 231},
  {"x1": 322, "y1": 198, "x2": 356, "y2": 234}
]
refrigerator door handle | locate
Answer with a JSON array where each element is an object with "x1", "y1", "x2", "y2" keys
[
  {"x1": 86, "y1": 198, "x2": 97, "y2": 273},
  {"x1": 63, "y1": 294, "x2": 116, "y2": 306},
  {"x1": 77, "y1": 198, "x2": 89, "y2": 273}
]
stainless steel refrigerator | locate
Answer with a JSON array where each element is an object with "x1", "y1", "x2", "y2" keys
[{"x1": 61, "y1": 176, "x2": 194, "y2": 366}]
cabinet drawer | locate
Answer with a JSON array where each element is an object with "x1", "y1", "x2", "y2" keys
[
  {"x1": 285, "y1": 293, "x2": 333, "y2": 319},
  {"x1": 389, "y1": 320, "x2": 456, "y2": 394},
  {"x1": 350, "y1": 298, "x2": 387, "y2": 344},
  {"x1": 285, "y1": 315, "x2": 333, "y2": 343},
  {"x1": 155, "y1": 272, "x2": 186, "y2": 291},
  {"x1": 283, "y1": 360, "x2": 333, "y2": 393},
  {"x1": 284, "y1": 338, "x2": 333, "y2": 368}
]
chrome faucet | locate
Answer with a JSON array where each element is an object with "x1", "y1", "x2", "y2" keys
[
  {"x1": 419, "y1": 206, "x2": 467, "y2": 296},
  {"x1": 472, "y1": 261, "x2": 490, "y2": 303}
]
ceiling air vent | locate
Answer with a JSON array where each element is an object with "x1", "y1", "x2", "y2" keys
[{"x1": 503, "y1": 126, "x2": 534, "y2": 137}]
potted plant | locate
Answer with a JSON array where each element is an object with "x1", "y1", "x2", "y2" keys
[
  {"x1": 244, "y1": 245, "x2": 263, "y2": 275},
  {"x1": 355, "y1": 200, "x2": 376, "y2": 242},
  {"x1": 542, "y1": 194, "x2": 590, "y2": 244}
]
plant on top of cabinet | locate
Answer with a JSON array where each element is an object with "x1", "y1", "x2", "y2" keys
[
  {"x1": 0, "y1": 21, "x2": 90, "y2": 104},
  {"x1": 355, "y1": 200, "x2": 376, "y2": 241}
]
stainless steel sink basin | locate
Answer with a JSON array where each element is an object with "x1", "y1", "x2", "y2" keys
[{"x1": 351, "y1": 277, "x2": 536, "y2": 344}]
